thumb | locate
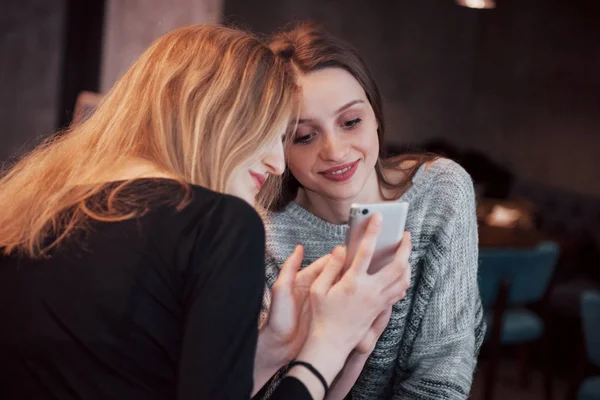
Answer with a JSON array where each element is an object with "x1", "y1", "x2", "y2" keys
[
  {"x1": 277, "y1": 245, "x2": 304, "y2": 288},
  {"x1": 372, "y1": 307, "x2": 393, "y2": 336},
  {"x1": 311, "y1": 246, "x2": 346, "y2": 297},
  {"x1": 296, "y1": 254, "x2": 330, "y2": 288}
]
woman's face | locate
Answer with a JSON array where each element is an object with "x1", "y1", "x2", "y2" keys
[
  {"x1": 287, "y1": 67, "x2": 380, "y2": 202},
  {"x1": 226, "y1": 134, "x2": 285, "y2": 205}
]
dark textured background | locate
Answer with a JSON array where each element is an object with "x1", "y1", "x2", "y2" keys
[{"x1": 1, "y1": 0, "x2": 599, "y2": 196}]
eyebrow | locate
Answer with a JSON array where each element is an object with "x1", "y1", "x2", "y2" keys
[{"x1": 297, "y1": 99, "x2": 365, "y2": 124}]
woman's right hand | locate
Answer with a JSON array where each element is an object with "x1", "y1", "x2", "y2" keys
[
  {"x1": 325, "y1": 307, "x2": 393, "y2": 400},
  {"x1": 288, "y1": 213, "x2": 412, "y2": 399},
  {"x1": 308, "y1": 213, "x2": 411, "y2": 355}
]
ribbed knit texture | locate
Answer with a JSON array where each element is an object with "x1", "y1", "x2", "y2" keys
[{"x1": 259, "y1": 159, "x2": 485, "y2": 399}]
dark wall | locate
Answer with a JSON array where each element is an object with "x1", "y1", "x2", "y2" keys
[
  {"x1": 224, "y1": 0, "x2": 479, "y2": 145},
  {"x1": 0, "y1": 0, "x2": 105, "y2": 165},
  {"x1": 2, "y1": 0, "x2": 597, "y2": 196},
  {"x1": 224, "y1": 0, "x2": 600, "y2": 197},
  {"x1": 470, "y1": 0, "x2": 600, "y2": 197},
  {"x1": 0, "y1": 0, "x2": 66, "y2": 163}
]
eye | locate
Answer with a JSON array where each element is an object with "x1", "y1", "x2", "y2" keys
[
  {"x1": 293, "y1": 132, "x2": 315, "y2": 145},
  {"x1": 343, "y1": 118, "x2": 362, "y2": 129}
]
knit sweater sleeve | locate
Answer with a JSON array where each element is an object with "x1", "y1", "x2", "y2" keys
[{"x1": 392, "y1": 163, "x2": 485, "y2": 399}]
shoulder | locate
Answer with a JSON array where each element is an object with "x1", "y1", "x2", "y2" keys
[
  {"x1": 143, "y1": 181, "x2": 265, "y2": 254},
  {"x1": 175, "y1": 186, "x2": 266, "y2": 282},
  {"x1": 118, "y1": 178, "x2": 263, "y2": 235},
  {"x1": 170, "y1": 189, "x2": 266, "y2": 303},
  {"x1": 185, "y1": 185, "x2": 265, "y2": 239},
  {"x1": 406, "y1": 158, "x2": 477, "y2": 232},
  {"x1": 420, "y1": 158, "x2": 475, "y2": 204}
]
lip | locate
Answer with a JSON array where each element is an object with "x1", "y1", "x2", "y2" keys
[
  {"x1": 249, "y1": 171, "x2": 266, "y2": 190},
  {"x1": 319, "y1": 160, "x2": 359, "y2": 183}
]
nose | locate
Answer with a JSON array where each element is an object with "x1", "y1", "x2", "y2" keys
[
  {"x1": 320, "y1": 133, "x2": 348, "y2": 162},
  {"x1": 262, "y1": 138, "x2": 286, "y2": 176}
]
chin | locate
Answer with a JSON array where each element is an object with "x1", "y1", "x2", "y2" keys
[
  {"x1": 320, "y1": 186, "x2": 361, "y2": 202},
  {"x1": 243, "y1": 194, "x2": 257, "y2": 206},
  {"x1": 320, "y1": 179, "x2": 368, "y2": 201}
]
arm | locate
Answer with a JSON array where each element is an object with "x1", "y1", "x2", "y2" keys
[
  {"x1": 254, "y1": 249, "x2": 331, "y2": 396},
  {"x1": 392, "y1": 166, "x2": 486, "y2": 400},
  {"x1": 253, "y1": 327, "x2": 288, "y2": 395},
  {"x1": 177, "y1": 199, "x2": 267, "y2": 400},
  {"x1": 327, "y1": 352, "x2": 370, "y2": 400},
  {"x1": 326, "y1": 308, "x2": 393, "y2": 400},
  {"x1": 253, "y1": 248, "x2": 328, "y2": 395},
  {"x1": 176, "y1": 198, "x2": 341, "y2": 400}
]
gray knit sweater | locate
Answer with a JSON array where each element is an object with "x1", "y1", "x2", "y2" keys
[{"x1": 260, "y1": 159, "x2": 485, "y2": 399}]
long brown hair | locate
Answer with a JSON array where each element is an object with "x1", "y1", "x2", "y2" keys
[
  {"x1": 262, "y1": 21, "x2": 434, "y2": 211},
  {"x1": 0, "y1": 25, "x2": 298, "y2": 257}
]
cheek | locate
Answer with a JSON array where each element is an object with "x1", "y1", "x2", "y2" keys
[
  {"x1": 355, "y1": 123, "x2": 380, "y2": 161},
  {"x1": 286, "y1": 147, "x2": 316, "y2": 180},
  {"x1": 367, "y1": 132, "x2": 380, "y2": 158},
  {"x1": 226, "y1": 168, "x2": 243, "y2": 191},
  {"x1": 286, "y1": 150, "x2": 305, "y2": 178}
]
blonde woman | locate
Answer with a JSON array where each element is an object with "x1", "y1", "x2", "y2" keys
[{"x1": 0, "y1": 25, "x2": 411, "y2": 400}]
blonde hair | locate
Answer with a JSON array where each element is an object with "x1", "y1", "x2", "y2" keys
[{"x1": 0, "y1": 25, "x2": 298, "y2": 257}]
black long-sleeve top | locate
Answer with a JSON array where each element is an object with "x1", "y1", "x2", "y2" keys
[{"x1": 0, "y1": 179, "x2": 311, "y2": 400}]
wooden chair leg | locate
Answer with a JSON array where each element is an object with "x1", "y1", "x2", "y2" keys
[{"x1": 518, "y1": 343, "x2": 532, "y2": 389}]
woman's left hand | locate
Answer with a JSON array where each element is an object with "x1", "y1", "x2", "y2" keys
[
  {"x1": 253, "y1": 246, "x2": 330, "y2": 394},
  {"x1": 267, "y1": 246, "x2": 330, "y2": 359}
]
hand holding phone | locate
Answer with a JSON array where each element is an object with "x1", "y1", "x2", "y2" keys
[{"x1": 344, "y1": 202, "x2": 409, "y2": 274}]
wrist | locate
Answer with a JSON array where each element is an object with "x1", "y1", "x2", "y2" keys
[
  {"x1": 325, "y1": 351, "x2": 370, "y2": 400},
  {"x1": 346, "y1": 349, "x2": 370, "y2": 370},
  {"x1": 253, "y1": 327, "x2": 288, "y2": 395},
  {"x1": 294, "y1": 334, "x2": 349, "y2": 387},
  {"x1": 257, "y1": 326, "x2": 289, "y2": 366}
]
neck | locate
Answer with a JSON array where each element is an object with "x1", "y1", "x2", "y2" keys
[{"x1": 296, "y1": 168, "x2": 383, "y2": 225}]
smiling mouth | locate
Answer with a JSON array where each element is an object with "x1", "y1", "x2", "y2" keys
[
  {"x1": 319, "y1": 160, "x2": 359, "y2": 182},
  {"x1": 329, "y1": 165, "x2": 352, "y2": 175}
]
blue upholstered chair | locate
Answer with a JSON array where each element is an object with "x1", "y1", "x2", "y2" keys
[
  {"x1": 579, "y1": 290, "x2": 600, "y2": 400},
  {"x1": 478, "y1": 241, "x2": 560, "y2": 400}
]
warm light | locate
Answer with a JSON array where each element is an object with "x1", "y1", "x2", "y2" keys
[
  {"x1": 485, "y1": 205, "x2": 522, "y2": 228},
  {"x1": 456, "y1": 0, "x2": 496, "y2": 9}
]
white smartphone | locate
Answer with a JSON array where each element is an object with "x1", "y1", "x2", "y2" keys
[{"x1": 344, "y1": 202, "x2": 409, "y2": 274}]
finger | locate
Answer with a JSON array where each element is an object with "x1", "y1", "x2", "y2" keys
[
  {"x1": 382, "y1": 264, "x2": 411, "y2": 305},
  {"x1": 380, "y1": 259, "x2": 411, "y2": 296},
  {"x1": 295, "y1": 254, "x2": 331, "y2": 288},
  {"x1": 276, "y1": 245, "x2": 304, "y2": 288},
  {"x1": 374, "y1": 231, "x2": 411, "y2": 286},
  {"x1": 398, "y1": 231, "x2": 411, "y2": 264},
  {"x1": 356, "y1": 330, "x2": 377, "y2": 354},
  {"x1": 311, "y1": 246, "x2": 346, "y2": 297},
  {"x1": 356, "y1": 308, "x2": 392, "y2": 354},
  {"x1": 372, "y1": 307, "x2": 393, "y2": 335},
  {"x1": 349, "y1": 213, "x2": 382, "y2": 275}
]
